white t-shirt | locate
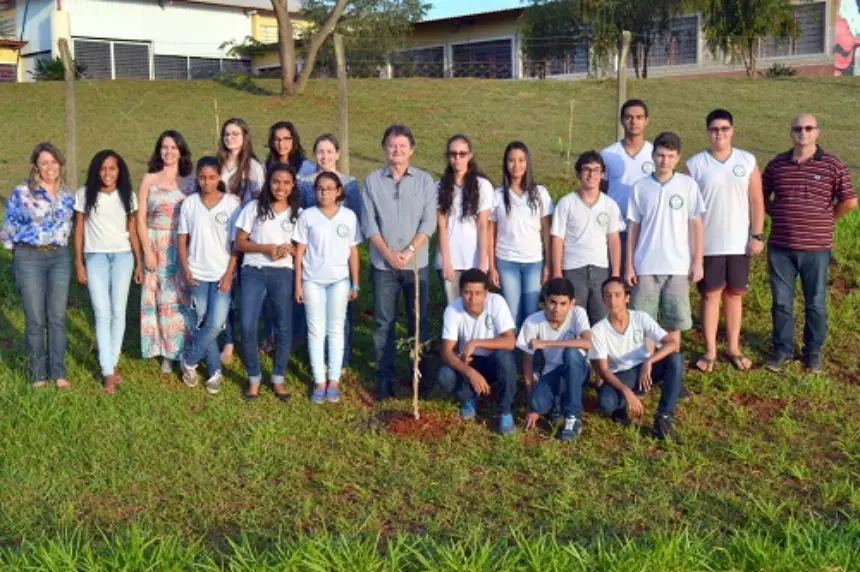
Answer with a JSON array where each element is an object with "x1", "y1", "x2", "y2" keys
[
  {"x1": 601, "y1": 140, "x2": 654, "y2": 218},
  {"x1": 588, "y1": 310, "x2": 667, "y2": 373},
  {"x1": 293, "y1": 206, "x2": 360, "y2": 284},
  {"x1": 435, "y1": 177, "x2": 494, "y2": 270},
  {"x1": 490, "y1": 185, "x2": 554, "y2": 263},
  {"x1": 177, "y1": 193, "x2": 241, "y2": 282},
  {"x1": 74, "y1": 188, "x2": 138, "y2": 253},
  {"x1": 628, "y1": 173, "x2": 705, "y2": 276},
  {"x1": 222, "y1": 159, "x2": 266, "y2": 206},
  {"x1": 516, "y1": 307, "x2": 591, "y2": 374},
  {"x1": 686, "y1": 148, "x2": 757, "y2": 256},
  {"x1": 442, "y1": 292, "x2": 516, "y2": 357},
  {"x1": 235, "y1": 200, "x2": 299, "y2": 269},
  {"x1": 551, "y1": 192, "x2": 625, "y2": 270}
]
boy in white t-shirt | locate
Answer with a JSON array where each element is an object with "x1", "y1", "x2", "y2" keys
[
  {"x1": 517, "y1": 278, "x2": 592, "y2": 441},
  {"x1": 551, "y1": 150, "x2": 624, "y2": 324},
  {"x1": 626, "y1": 131, "x2": 705, "y2": 347},
  {"x1": 684, "y1": 109, "x2": 764, "y2": 374},
  {"x1": 437, "y1": 268, "x2": 518, "y2": 435},
  {"x1": 589, "y1": 278, "x2": 684, "y2": 440}
]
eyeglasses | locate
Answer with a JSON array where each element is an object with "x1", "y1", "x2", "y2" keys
[
  {"x1": 792, "y1": 125, "x2": 817, "y2": 133},
  {"x1": 317, "y1": 186, "x2": 339, "y2": 193},
  {"x1": 580, "y1": 167, "x2": 603, "y2": 176},
  {"x1": 448, "y1": 151, "x2": 470, "y2": 159},
  {"x1": 708, "y1": 126, "x2": 732, "y2": 134}
]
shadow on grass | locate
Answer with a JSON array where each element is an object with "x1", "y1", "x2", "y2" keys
[{"x1": 213, "y1": 73, "x2": 277, "y2": 97}]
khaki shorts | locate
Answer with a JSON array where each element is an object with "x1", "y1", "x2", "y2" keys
[{"x1": 631, "y1": 274, "x2": 692, "y2": 331}]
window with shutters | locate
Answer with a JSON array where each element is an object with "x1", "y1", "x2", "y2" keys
[
  {"x1": 189, "y1": 57, "x2": 221, "y2": 79},
  {"x1": 155, "y1": 55, "x2": 188, "y2": 80},
  {"x1": 113, "y1": 42, "x2": 150, "y2": 79},
  {"x1": 73, "y1": 39, "x2": 112, "y2": 79},
  {"x1": 452, "y1": 39, "x2": 513, "y2": 79}
]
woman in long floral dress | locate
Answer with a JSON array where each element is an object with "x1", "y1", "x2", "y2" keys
[{"x1": 137, "y1": 130, "x2": 194, "y2": 374}]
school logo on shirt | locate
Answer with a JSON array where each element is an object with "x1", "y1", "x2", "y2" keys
[
  {"x1": 215, "y1": 212, "x2": 229, "y2": 225},
  {"x1": 597, "y1": 212, "x2": 610, "y2": 228},
  {"x1": 280, "y1": 219, "x2": 293, "y2": 232},
  {"x1": 641, "y1": 161, "x2": 655, "y2": 174},
  {"x1": 336, "y1": 223, "x2": 349, "y2": 237},
  {"x1": 484, "y1": 314, "x2": 493, "y2": 328},
  {"x1": 668, "y1": 195, "x2": 684, "y2": 210},
  {"x1": 732, "y1": 165, "x2": 747, "y2": 177},
  {"x1": 633, "y1": 329, "x2": 644, "y2": 343}
]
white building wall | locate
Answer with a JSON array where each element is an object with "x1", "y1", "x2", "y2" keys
[
  {"x1": 64, "y1": 0, "x2": 252, "y2": 58},
  {"x1": 17, "y1": 0, "x2": 52, "y2": 56}
]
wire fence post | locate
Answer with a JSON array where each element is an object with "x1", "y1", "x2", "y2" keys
[
  {"x1": 412, "y1": 256, "x2": 421, "y2": 420},
  {"x1": 333, "y1": 33, "x2": 350, "y2": 175},
  {"x1": 57, "y1": 37, "x2": 77, "y2": 190},
  {"x1": 616, "y1": 30, "x2": 632, "y2": 141}
]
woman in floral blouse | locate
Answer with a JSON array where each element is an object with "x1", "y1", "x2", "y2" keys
[{"x1": 1, "y1": 142, "x2": 75, "y2": 388}]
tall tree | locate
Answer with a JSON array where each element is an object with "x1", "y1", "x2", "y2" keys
[
  {"x1": 270, "y1": 0, "x2": 348, "y2": 95},
  {"x1": 701, "y1": 0, "x2": 800, "y2": 76}
]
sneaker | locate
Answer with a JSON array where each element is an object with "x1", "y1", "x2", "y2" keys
[
  {"x1": 804, "y1": 354, "x2": 823, "y2": 372},
  {"x1": 498, "y1": 413, "x2": 516, "y2": 436},
  {"x1": 766, "y1": 353, "x2": 792, "y2": 372},
  {"x1": 204, "y1": 371, "x2": 222, "y2": 395},
  {"x1": 179, "y1": 358, "x2": 198, "y2": 388},
  {"x1": 652, "y1": 413, "x2": 677, "y2": 441},
  {"x1": 611, "y1": 408, "x2": 631, "y2": 427},
  {"x1": 325, "y1": 384, "x2": 341, "y2": 403},
  {"x1": 459, "y1": 399, "x2": 476, "y2": 420},
  {"x1": 559, "y1": 415, "x2": 582, "y2": 441},
  {"x1": 161, "y1": 358, "x2": 174, "y2": 375},
  {"x1": 311, "y1": 384, "x2": 326, "y2": 404}
]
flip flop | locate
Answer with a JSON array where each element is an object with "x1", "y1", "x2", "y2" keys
[
  {"x1": 726, "y1": 352, "x2": 753, "y2": 372},
  {"x1": 695, "y1": 354, "x2": 715, "y2": 373},
  {"x1": 55, "y1": 378, "x2": 72, "y2": 390}
]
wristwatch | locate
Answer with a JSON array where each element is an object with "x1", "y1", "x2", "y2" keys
[
  {"x1": 407, "y1": 244, "x2": 416, "y2": 253},
  {"x1": 750, "y1": 233, "x2": 765, "y2": 242},
  {"x1": 351, "y1": 283, "x2": 360, "y2": 291}
]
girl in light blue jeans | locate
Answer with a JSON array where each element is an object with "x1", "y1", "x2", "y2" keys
[
  {"x1": 293, "y1": 172, "x2": 360, "y2": 404},
  {"x1": 73, "y1": 150, "x2": 143, "y2": 393}
]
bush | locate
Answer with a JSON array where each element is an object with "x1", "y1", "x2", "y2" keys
[
  {"x1": 761, "y1": 63, "x2": 797, "y2": 78},
  {"x1": 28, "y1": 56, "x2": 86, "y2": 81}
]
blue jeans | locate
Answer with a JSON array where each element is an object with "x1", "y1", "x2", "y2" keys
[
  {"x1": 437, "y1": 350, "x2": 517, "y2": 414},
  {"x1": 13, "y1": 246, "x2": 72, "y2": 382},
  {"x1": 304, "y1": 278, "x2": 350, "y2": 384},
  {"x1": 293, "y1": 299, "x2": 354, "y2": 368},
  {"x1": 529, "y1": 348, "x2": 590, "y2": 418},
  {"x1": 85, "y1": 251, "x2": 135, "y2": 376},
  {"x1": 598, "y1": 352, "x2": 683, "y2": 418},
  {"x1": 767, "y1": 246, "x2": 830, "y2": 358},
  {"x1": 371, "y1": 265, "x2": 429, "y2": 396},
  {"x1": 240, "y1": 266, "x2": 294, "y2": 384},
  {"x1": 496, "y1": 258, "x2": 543, "y2": 328},
  {"x1": 185, "y1": 280, "x2": 232, "y2": 377}
]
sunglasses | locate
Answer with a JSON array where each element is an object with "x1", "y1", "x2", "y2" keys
[
  {"x1": 448, "y1": 151, "x2": 470, "y2": 159},
  {"x1": 792, "y1": 125, "x2": 817, "y2": 133}
]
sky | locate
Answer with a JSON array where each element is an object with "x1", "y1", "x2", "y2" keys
[{"x1": 425, "y1": 0, "x2": 523, "y2": 20}]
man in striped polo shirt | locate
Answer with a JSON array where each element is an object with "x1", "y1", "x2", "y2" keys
[{"x1": 763, "y1": 113, "x2": 856, "y2": 372}]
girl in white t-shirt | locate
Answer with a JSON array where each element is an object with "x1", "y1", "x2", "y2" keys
[
  {"x1": 489, "y1": 141, "x2": 554, "y2": 327},
  {"x1": 73, "y1": 150, "x2": 142, "y2": 393},
  {"x1": 217, "y1": 117, "x2": 265, "y2": 364},
  {"x1": 234, "y1": 163, "x2": 301, "y2": 401},
  {"x1": 178, "y1": 157, "x2": 241, "y2": 395},
  {"x1": 294, "y1": 172, "x2": 360, "y2": 404},
  {"x1": 435, "y1": 134, "x2": 493, "y2": 304}
]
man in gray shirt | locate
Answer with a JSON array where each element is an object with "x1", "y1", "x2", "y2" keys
[{"x1": 361, "y1": 124, "x2": 437, "y2": 399}]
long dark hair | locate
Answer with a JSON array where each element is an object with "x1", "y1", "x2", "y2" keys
[
  {"x1": 147, "y1": 130, "x2": 193, "y2": 177},
  {"x1": 315, "y1": 171, "x2": 346, "y2": 204},
  {"x1": 501, "y1": 141, "x2": 541, "y2": 215},
  {"x1": 218, "y1": 117, "x2": 257, "y2": 197},
  {"x1": 265, "y1": 121, "x2": 307, "y2": 174},
  {"x1": 83, "y1": 150, "x2": 134, "y2": 217},
  {"x1": 257, "y1": 162, "x2": 299, "y2": 223},
  {"x1": 195, "y1": 156, "x2": 227, "y2": 194},
  {"x1": 438, "y1": 134, "x2": 485, "y2": 219}
]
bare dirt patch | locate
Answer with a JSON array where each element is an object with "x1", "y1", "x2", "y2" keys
[
  {"x1": 731, "y1": 392, "x2": 787, "y2": 422},
  {"x1": 373, "y1": 409, "x2": 458, "y2": 439}
]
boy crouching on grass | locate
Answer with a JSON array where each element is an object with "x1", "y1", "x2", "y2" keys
[
  {"x1": 590, "y1": 277, "x2": 684, "y2": 440},
  {"x1": 437, "y1": 268, "x2": 518, "y2": 435},
  {"x1": 518, "y1": 278, "x2": 592, "y2": 441}
]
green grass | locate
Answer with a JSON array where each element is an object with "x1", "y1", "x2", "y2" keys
[{"x1": 1, "y1": 76, "x2": 860, "y2": 568}]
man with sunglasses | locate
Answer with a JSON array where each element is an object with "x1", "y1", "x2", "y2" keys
[
  {"x1": 762, "y1": 114, "x2": 856, "y2": 372},
  {"x1": 684, "y1": 109, "x2": 764, "y2": 374}
]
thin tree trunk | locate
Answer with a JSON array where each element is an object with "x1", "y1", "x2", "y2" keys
[
  {"x1": 642, "y1": 40, "x2": 650, "y2": 79},
  {"x1": 271, "y1": 0, "x2": 296, "y2": 95},
  {"x1": 294, "y1": 0, "x2": 349, "y2": 94}
]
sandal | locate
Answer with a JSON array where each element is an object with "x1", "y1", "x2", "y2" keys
[
  {"x1": 31, "y1": 380, "x2": 48, "y2": 389},
  {"x1": 103, "y1": 376, "x2": 117, "y2": 395},
  {"x1": 726, "y1": 352, "x2": 753, "y2": 372},
  {"x1": 113, "y1": 368, "x2": 123, "y2": 384},
  {"x1": 243, "y1": 382, "x2": 260, "y2": 401},
  {"x1": 695, "y1": 354, "x2": 716, "y2": 373},
  {"x1": 55, "y1": 378, "x2": 72, "y2": 390}
]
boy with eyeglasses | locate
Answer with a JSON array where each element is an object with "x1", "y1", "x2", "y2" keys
[{"x1": 551, "y1": 151, "x2": 624, "y2": 324}]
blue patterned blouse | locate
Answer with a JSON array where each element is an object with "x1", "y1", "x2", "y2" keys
[
  {"x1": 298, "y1": 172, "x2": 362, "y2": 218},
  {"x1": 1, "y1": 182, "x2": 75, "y2": 250}
]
